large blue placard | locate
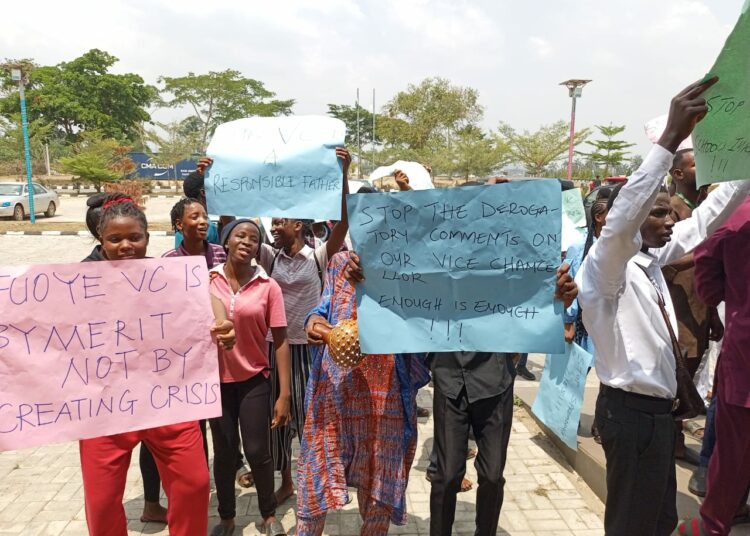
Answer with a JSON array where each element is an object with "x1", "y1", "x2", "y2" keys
[
  {"x1": 347, "y1": 180, "x2": 565, "y2": 354},
  {"x1": 205, "y1": 116, "x2": 346, "y2": 219}
]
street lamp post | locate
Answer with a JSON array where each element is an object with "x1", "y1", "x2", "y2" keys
[
  {"x1": 11, "y1": 67, "x2": 35, "y2": 223},
  {"x1": 560, "y1": 79, "x2": 591, "y2": 181}
]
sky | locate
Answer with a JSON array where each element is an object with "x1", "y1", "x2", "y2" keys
[{"x1": 1, "y1": 0, "x2": 744, "y2": 157}]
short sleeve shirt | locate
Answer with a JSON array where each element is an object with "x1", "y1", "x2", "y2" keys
[
  {"x1": 259, "y1": 242, "x2": 328, "y2": 344},
  {"x1": 162, "y1": 242, "x2": 226, "y2": 269},
  {"x1": 209, "y1": 263, "x2": 287, "y2": 382}
]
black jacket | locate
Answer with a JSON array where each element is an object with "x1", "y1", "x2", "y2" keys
[
  {"x1": 427, "y1": 351, "x2": 515, "y2": 403},
  {"x1": 82, "y1": 246, "x2": 105, "y2": 262}
]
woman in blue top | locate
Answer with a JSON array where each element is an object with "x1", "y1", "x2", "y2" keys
[{"x1": 564, "y1": 189, "x2": 611, "y2": 352}]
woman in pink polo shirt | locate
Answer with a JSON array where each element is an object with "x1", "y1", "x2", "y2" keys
[{"x1": 209, "y1": 219, "x2": 291, "y2": 536}]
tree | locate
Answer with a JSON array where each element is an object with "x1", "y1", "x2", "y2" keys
[
  {"x1": 383, "y1": 77, "x2": 483, "y2": 152},
  {"x1": 577, "y1": 124, "x2": 635, "y2": 177},
  {"x1": 444, "y1": 126, "x2": 510, "y2": 180},
  {"x1": 0, "y1": 114, "x2": 55, "y2": 174},
  {"x1": 0, "y1": 50, "x2": 157, "y2": 142},
  {"x1": 59, "y1": 132, "x2": 135, "y2": 191},
  {"x1": 497, "y1": 121, "x2": 590, "y2": 176},
  {"x1": 327, "y1": 103, "x2": 377, "y2": 146},
  {"x1": 144, "y1": 121, "x2": 201, "y2": 181},
  {"x1": 159, "y1": 70, "x2": 294, "y2": 152}
]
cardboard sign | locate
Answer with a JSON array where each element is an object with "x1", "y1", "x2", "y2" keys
[
  {"x1": 347, "y1": 180, "x2": 565, "y2": 354},
  {"x1": 0, "y1": 257, "x2": 221, "y2": 451}
]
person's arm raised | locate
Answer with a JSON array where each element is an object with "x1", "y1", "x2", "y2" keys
[
  {"x1": 326, "y1": 147, "x2": 352, "y2": 259},
  {"x1": 584, "y1": 78, "x2": 716, "y2": 298}
]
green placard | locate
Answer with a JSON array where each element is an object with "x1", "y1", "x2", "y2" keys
[{"x1": 694, "y1": 2, "x2": 750, "y2": 186}]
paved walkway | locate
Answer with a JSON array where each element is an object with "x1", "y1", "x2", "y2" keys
[
  {"x1": 0, "y1": 235, "x2": 606, "y2": 534},
  {"x1": 0, "y1": 393, "x2": 605, "y2": 535}
]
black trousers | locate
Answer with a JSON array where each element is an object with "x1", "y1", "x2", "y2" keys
[
  {"x1": 596, "y1": 386, "x2": 677, "y2": 536},
  {"x1": 429, "y1": 385, "x2": 513, "y2": 536},
  {"x1": 210, "y1": 374, "x2": 277, "y2": 520},
  {"x1": 139, "y1": 443, "x2": 161, "y2": 503}
]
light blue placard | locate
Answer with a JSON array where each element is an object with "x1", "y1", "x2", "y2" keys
[
  {"x1": 204, "y1": 116, "x2": 346, "y2": 220},
  {"x1": 531, "y1": 343, "x2": 594, "y2": 450},
  {"x1": 347, "y1": 180, "x2": 565, "y2": 354}
]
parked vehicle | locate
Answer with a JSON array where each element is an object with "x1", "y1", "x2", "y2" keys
[{"x1": 0, "y1": 182, "x2": 60, "y2": 221}]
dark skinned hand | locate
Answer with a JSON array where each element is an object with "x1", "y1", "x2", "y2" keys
[
  {"x1": 395, "y1": 170, "x2": 412, "y2": 191},
  {"x1": 555, "y1": 263, "x2": 577, "y2": 309},
  {"x1": 658, "y1": 77, "x2": 718, "y2": 154},
  {"x1": 305, "y1": 314, "x2": 332, "y2": 345},
  {"x1": 196, "y1": 157, "x2": 213, "y2": 177},
  {"x1": 345, "y1": 251, "x2": 365, "y2": 284},
  {"x1": 336, "y1": 147, "x2": 351, "y2": 178}
]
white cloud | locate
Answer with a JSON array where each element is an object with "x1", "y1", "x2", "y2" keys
[
  {"x1": 0, "y1": 0, "x2": 742, "y2": 155},
  {"x1": 529, "y1": 37, "x2": 553, "y2": 58}
]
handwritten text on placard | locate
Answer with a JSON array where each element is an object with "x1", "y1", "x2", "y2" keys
[
  {"x1": 205, "y1": 115, "x2": 346, "y2": 219},
  {"x1": 694, "y1": 3, "x2": 750, "y2": 186},
  {"x1": 347, "y1": 181, "x2": 565, "y2": 354},
  {"x1": 0, "y1": 257, "x2": 220, "y2": 451}
]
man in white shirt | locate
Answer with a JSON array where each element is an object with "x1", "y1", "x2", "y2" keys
[{"x1": 577, "y1": 77, "x2": 750, "y2": 535}]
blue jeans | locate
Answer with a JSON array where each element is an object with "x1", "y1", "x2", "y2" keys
[{"x1": 699, "y1": 396, "x2": 716, "y2": 468}]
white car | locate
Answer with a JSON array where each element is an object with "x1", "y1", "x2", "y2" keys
[{"x1": 0, "y1": 182, "x2": 60, "y2": 220}]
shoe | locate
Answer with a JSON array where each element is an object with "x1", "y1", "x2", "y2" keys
[
  {"x1": 417, "y1": 406, "x2": 430, "y2": 418},
  {"x1": 210, "y1": 523, "x2": 235, "y2": 536},
  {"x1": 676, "y1": 517, "x2": 708, "y2": 535},
  {"x1": 675, "y1": 447, "x2": 701, "y2": 466},
  {"x1": 264, "y1": 519, "x2": 286, "y2": 536},
  {"x1": 688, "y1": 466, "x2": 707, "y2": 497},
  {"x1": 517, "y1": 366, "x2": 536, "y2": 381}
]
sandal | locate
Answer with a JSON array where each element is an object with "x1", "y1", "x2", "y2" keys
[
  {"x1": 264, "y1": 519, "x2": 286, "y2": 536},
  {"x1": 676, "y1": 517, "x2": 708, "y2": 535},
  {"x1": 236, "y1": 465, "x2": 254, "y2": 488},
  {"x1": 684, "y1": 420, "x2": 705, "y2": 440}
]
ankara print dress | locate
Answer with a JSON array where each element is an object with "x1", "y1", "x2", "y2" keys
[{"x1": 296, "y1": 252, "x2": 430, "y2": 525}]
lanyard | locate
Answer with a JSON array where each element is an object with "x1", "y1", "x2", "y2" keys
[{"x1": 676, "y1": 193, "x2": 696, "y2": 211}]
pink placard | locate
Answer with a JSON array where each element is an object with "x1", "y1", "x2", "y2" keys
[{"x1": 0, "y1": 257, "x2": 221, "y2": 451}]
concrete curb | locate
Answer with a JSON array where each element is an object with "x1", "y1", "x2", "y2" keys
[
  {"x1": 56, "y1": 193, "x2": 181, "y2": 198},
  {"x1": 0, "y1": 230, "x2": 175, "y2": 236}
]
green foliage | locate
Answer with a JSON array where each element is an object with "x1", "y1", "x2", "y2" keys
[
  {"x1": 443, "y1": 126, "x2": 510, "y2": 180},
  {"x1": 59, "y1": 132, "x2": 135, "y2": 191},
  {"x1": 327, "y1": 103, "x2": 377, "y2": 146},
  {"x1": 497, "y1": 121, "x2": 590, "y2": 176},
  {"x1": 577, "y1": 124, "x2": 635, "y2": 177},
  {"x1": 145, "y1": 121, "x2": 200, "y2": 166},
  {"x1": 1, "y1": 50, "x2": 157, "y2": 142},
  {"x1": 0, "y1": 114, "x2": 56, "y2": 174},
  {"x1": 159, "y1": 70, "x2": 295, "y2": 152},
  {"x1": 383, "y1": 77, "x2": 483, "y2": 151}
]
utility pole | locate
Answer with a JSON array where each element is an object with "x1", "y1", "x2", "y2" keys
[
  {"x1": 44, "y1": 143, "x2": 51, "y2": 177},
  {"x1": 372, "y1": 89, "x2": 376, "y2": 170},
  {"x1": 11, "y1": 67, "x2": 35, "y2": 223},
  {"x1": 356, "y1": 88, "x2": 361, "y2": 179},
  {"x1": 560, "y1": 79, "x2": 591, "y2": 181}
]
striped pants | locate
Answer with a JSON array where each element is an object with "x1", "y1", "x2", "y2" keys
[
  {"x1": 269, "y1": 343, "x2": 313, "y2": 471},
  {"x1": 296, "y1": 491, "x2": 392, "y2": 536}
]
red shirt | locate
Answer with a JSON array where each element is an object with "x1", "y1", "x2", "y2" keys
[
  {"x1": 694, "y1": 198, "x2": 750, "y2": 407},
  {"x1": 209, "y1": 263, "x2": 287, "y2": 382}
]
